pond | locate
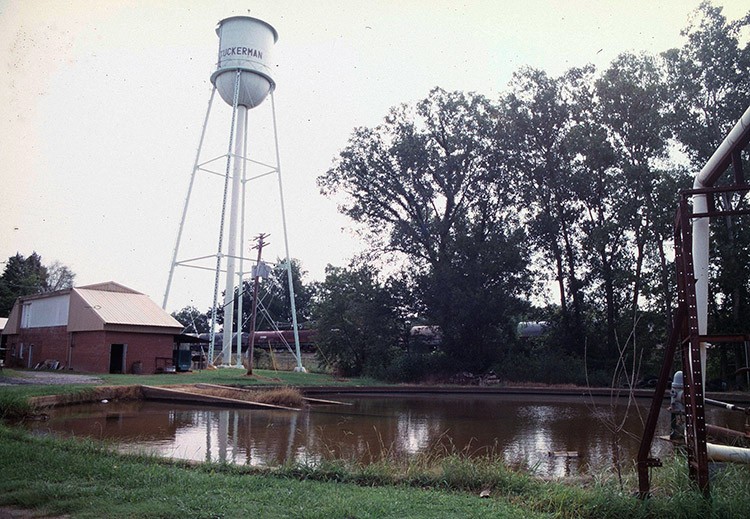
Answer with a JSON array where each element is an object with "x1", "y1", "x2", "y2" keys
[{"x1": 23, "y1": 392, "x2": 746, "y2": 478}]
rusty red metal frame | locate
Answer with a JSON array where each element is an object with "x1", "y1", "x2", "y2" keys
[{"x1": 637, "y1": 186, "x2": 750, "y2": 497}]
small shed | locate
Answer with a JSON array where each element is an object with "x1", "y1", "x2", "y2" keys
[{"x1": 1, "y1": 282, "x2": 184, "y2": 374}]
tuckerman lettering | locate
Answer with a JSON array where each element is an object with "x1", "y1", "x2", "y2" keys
[{"x1": 219, "y1": 47, "x2": 264, "y2": 59}]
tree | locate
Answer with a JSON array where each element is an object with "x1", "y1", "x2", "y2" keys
[
  {"x1": 319, "y1": 88, "x2": 530, "y2": 372},
  {"x1": 220, "y1": 258, "x2": 315, "y2": 333},
  {"x1": 319, "y1": 88, "x2": 497, "y2": 266},
  {"x1": 171, "y1": 306, "x2": 211, "y2": 334},
  {"x1": 663, "y1": 1, "x2": 750, "y2": 165},
  {"x1": 255, "y1": 259, "x2": 315, "y2": 328},
  {"x1": 0, "y1": 253, "x2": 49, "y2": 316},
  {"x1": 0, "y1": 253, "x2": 78, "y2": 316},
  {"x1": 44, "y1": 261, "x2": 76, "y2": 293},
  {"x1": 593, "y1": 52, "x2": 675, "y2": 357},
  {"x1": 664, "y1": 2, "x2": 750, "y2": 383},
  {"x1": 312, "y1": 264, "x2": 403, "y2": 377},
  {"x1": 496, "y1": 66, "x2": 587, "y2": 353}
]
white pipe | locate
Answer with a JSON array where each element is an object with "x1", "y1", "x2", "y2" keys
[
  {"x1": 209, "y1": 70, "x2": 243, "y2": 365},
  {"x1": 692, "y1": 104, "x2": 750, "y2": 387},
  {"x1": 235, "y1": 109, "x2": 249, "y2": 369},
  {"x1": 222, "y1": 104, "x2": 247, "y2": 366},
  {"x1": 707, "y1": 442, "x2": 750, "y2": 464},
  {"x1": 694, "y1": 105, "x2": 750, "y2": 187},
  {"x1": 693, "y1": 104, "x2": 750, "y2": 324}
]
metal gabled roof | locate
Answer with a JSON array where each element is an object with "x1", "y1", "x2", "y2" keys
[{"x1": 68, "y1": 283, "x2": 183, "y2": 332}]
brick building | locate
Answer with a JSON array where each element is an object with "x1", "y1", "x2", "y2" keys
[{"x1": 1, "y1": 282, "x2": 185, "y2": 374}]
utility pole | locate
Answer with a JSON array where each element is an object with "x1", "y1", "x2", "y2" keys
[{"x1": 246, "y1": 233, "x2": 269, "y2": 376}]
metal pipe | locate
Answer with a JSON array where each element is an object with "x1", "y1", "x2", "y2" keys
[
  {"x1": 707, "y1": 442, "x2": 750, "y2": 464},
  {"x1": 209, "y1": 69, "x2": 243, "y2": 365},
  {"x1": 222, "y1": 103, "x2": 247, "y2": 366},
  {"x1": 692, "y1": 105, "x2": 750, "y2": 385},
  {"x1": 236, "y1": 108, "x2": 249, "y2": 369},
  {"x1": 704, "y1": 397, "x2": 749, "y2": 414}
]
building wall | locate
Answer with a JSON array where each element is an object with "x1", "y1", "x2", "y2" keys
[
  {"x1": 3, "y1": 328, "x2": 175, "y2": 374},
  {"x1": 71, "y1": 330, "x2": 175, "y2": 374},
  {"x1": 2, "y1": 326, "x2": 68, "y2": 369}
]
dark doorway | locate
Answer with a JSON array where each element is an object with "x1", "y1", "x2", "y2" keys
[{"x1": 109, "y1": 344, "x2": 126, "y2": 374}]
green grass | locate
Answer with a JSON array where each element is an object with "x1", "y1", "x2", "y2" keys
[
  {"x1": 0, "y1": 383, "x2": 93, "y2": 419},
  {"x1": 1, "y1": 424, "x2": 749, "y2": 518},
  {"x1": 0, "y1": 425, "x2": 543, "y2": 519},
  {"x1": 98, "y1": 367, "x2": 383, "y2": 388}
]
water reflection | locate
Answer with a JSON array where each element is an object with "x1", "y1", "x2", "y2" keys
[{"x1": 24, "y1": 394, "x2": 746, "y2": 478}]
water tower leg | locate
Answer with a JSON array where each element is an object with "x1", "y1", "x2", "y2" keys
[
  {"x1": 163, "y1": 87, "x2": 217, "y2": 310},
  {"x1": 209, "y1": 70, "x2": 243, "y2": 365},
  {"x1": 270, "y1": 92, "x2": 306, "y2": 373}
]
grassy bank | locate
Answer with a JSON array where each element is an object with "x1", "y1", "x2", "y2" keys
[
  {"x1": 0, "y1": 425, "x2": 541, "y2": 519},
  {"x1": 0, "y1": 368, "x2": 379, "y2": 418},
  {"x1": 96, "y1": 367, "x2": 382, "y2": 388},
  {"x1": 1, "y1": 425, "x2": 748, "y2": 518}
]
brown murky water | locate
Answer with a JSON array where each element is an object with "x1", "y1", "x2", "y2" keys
[{"x1": 24, "y1": 393, "x2": 746, "y2": 477}]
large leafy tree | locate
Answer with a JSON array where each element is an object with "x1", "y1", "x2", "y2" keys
[
  {"x1": 319, "y1": 88, "x2": 497, "y2": 266},
  {"x1": 497, "y1": 67, "x2": 586, "y2": 353},
  {"x1": 0, "y1": 252, "x2": 76, "y2": 316},
  {"x1": 663, "y1": 1, "x2": 750, "y2": 164},
  {"x1": 664, "y1": 2, "x2": 750, "y2": 382},
  {"x1": 319, "y1": 88, "x2": 530, "y2": 371},
  {"x1": 44, "y1": 261, "x2": 76, "y2": 293},
  {"x1": 593, "y1": 52, "x2": 675, "y2": 354}
]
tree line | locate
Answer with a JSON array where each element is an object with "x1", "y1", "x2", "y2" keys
[{"x1": 312, "y1": 2, "x2": 750, "y2": 384}]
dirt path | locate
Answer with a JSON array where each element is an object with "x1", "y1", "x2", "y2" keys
[
  {"x1": 0, "y1": 371, "x2": 102, "y2": 386},
  {"x1": 0, "y1": 506, "x2": 69, "y2": 518}
]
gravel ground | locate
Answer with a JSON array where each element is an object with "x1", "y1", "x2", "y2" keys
[
  {"x1": 0, "y1": 371, "x2": 103, "y2": 386},
  {"x1": 0, "y1": 507, "x2": 69, "y2": 519}
]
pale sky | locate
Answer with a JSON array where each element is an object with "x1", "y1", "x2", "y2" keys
[{"x1": 1, "y1": 0, "x2": 747, "y2": 313}]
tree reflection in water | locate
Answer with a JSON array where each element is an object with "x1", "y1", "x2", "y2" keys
[{"x1": 25, "y1": 394, "x2": 745, "y2": 478}]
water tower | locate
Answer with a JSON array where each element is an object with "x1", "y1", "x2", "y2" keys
[{"x1": 163, "y1": 16, "x2": 305, "y2": 372}]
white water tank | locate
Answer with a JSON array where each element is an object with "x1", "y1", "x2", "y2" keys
[{"x1": 211, "y1": 16, "x2": 277, "y2": 109}]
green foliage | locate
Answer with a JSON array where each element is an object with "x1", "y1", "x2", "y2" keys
[
  {"x1": 170, "y1": 305, "x2": 210, "y2": 333},
  {"x1": 219, "y1": 258, "x2": 315, "y2": 332},
  {"x1": 0, "y1": 253, "x2": 47, "y2": 316},
  {"x1": 312, "y1": 264, "x2": 405, "y2": 377},
  {"x1": 319, "y1": 88, "x2": 532, "y2": 374},
  {"x1": 0, "y1": 392, "x2": 33, "y2": 419},
  {"x1": 0, "y1": 252, "x2": 76, "y2": 316},
  {"x1": 663, "y1": 1, "x2": 750, "y2": 164},
  {"x1": 175, "y1": 3, "x2": 750, "y2": 384},
  {"x1": 500, "y1": 350, "x2": 580, "y2": 385}
]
